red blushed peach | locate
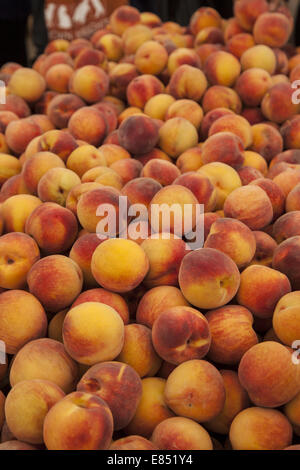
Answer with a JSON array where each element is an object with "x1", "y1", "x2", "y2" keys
[
  {"x1": 121, "y1": 24, "x2": 152, "y2": 56},
  {"x1": 200, "y1": 108, "x2": 234, "y2": 140},
  {"x1": 27, "y1": 255, "x2": 83, "y2": 313},
  {"x1": 237, "y1": 265, "x2": 291, "y2": 319},
  {"x1": 91, "y1": 239, "x2": 149, "y2": 294},
  {"x1": 110, "y1": 5, "x2": 140, "y2": 36},
  {"x1": 273, "y1": 169, "x2": 300, "y2": 198},
  {"x1": 262, "y1": 82, "x2": 300, "y2": 124},
  {"x1": 273, "y1": 291, "x2": 300, "y2": 346},
  {"x1": 140, "y1": 11, "x2": 161, "y2": 27},
  {"x1": 141, "y1": 160, "x2": 180, "y2": 187},
  {"x1": 206, "y1": 305, "x2": 258, "y2": 365},
  {"x1": 77, "y1": 361, "x2": 142, "y2": 430},
  {"x1": 125, "y1": 377, "x2": 174, "y2": 438},
  {"x1": 109, "y1": 63, "x2": 138, "y2": 99},
  {"x1": 25, "y1": 202, "x2": 78, "y2": 255},
  {"x1": 202, "y1": 86, "x2": 242, "y2": 114},
  {"x1": 67, "y1": 39, "x2": 92, "y2": 59},
  {"x1": 134, "y1": 41, "x2": 167, "y2": 76},
  {"x1": 205, "y1": 370, "x2": 250, "y2": 435},
  {"x1": 37, "y1": 167, "x2": 81, "y2": 206},
  {"x1": 44, "y1": 39, "x2": 69, "y2": 54},
  {"x1": 69, "y1": 235, "x2": 107, "y2": 288},
  {"x1": 195, "y1": 43, "x2": 223, "y2": 63},
  {"x1": 204, "y1": 51, "x2": 241, "y2": 87},
  {"x1": 38, "y1": 129, "x2": 78, "y2": 163},
  {"x1": 195, "y1": 26, "x2": 224, "y2": 46},
  {"x1": 47, "y1": 94, "x2": 85, "y2": 129},
  {"x1": 241, "y1": 45, "x2": 277, "y2": 74},
  {"x1": 167, "y1": 48, "x2": 201, "y2": 76},
  {"x1": 71, "y1": 288, "x2": 129, "y2": 325},
  {"x1": 235, "y1": 68, "x2": 272, "y2": 107},
  {"x1": 121, "y1": 177, "x2": 162, "y2": 208},
  {"x1": 203, "y1": 212, "x2": 221, "y2": 241},
  {"x1": 158, "y1": 117, "x2": 198, "y2": 158},
  {"x1": 110, "y1": 436, "x2": 157, "y2": 450},
  {"x1": 0, "y1": 232, "x2": 40, "y2": 289},
  {"x1": 0, "y1": 94, "x2": 30, "y2": 118},
  {"x1": 234, "y1": 0, "x2": 269, "y2": 31},
  {"x1": 94, "y1": 35, "x2": 122, "y2": 63},
  {"x1": 254, "y1": 12, "x2": 292, "y2": 48},
  {"x1": 238, "y1": 166, "x2": 264, "y2": 185},
  {"x1": 174, "y1": 172, "x2": 216, "y2": 212},
  {"x1": 65, "y1": 182, "x2": 103, "y2": 215},
  {"x1": 5, "y1": 379, "x2": 65, "y2": 445},
  {"x1": 224, "y1": 185, "x2": 273, "y2": 230},
  {"x1": 176, "y1": 147, "x2": 203, "y2": 173},
  {"x1": 152, "y1": 306, "x2": 211, "y2": 365},
  {"x1": 62, "y1": 302, "x2": 124, "y2": 365},
  {"x1": 151, "y1": 417, "x2": 213, "y2": 451},
  {"x1": 226, "y1": 33, "x2": 255, "y2": 59},
  {"x1": 286, "y1": 184, "x2": 300, "y2": 212},
  {"x1": 0, "y1": 174, "x2": 30, "y2": 201},
  {"x1": 66, "y1": 145, "x2": 107, "y2": 178},
  {"x1": 127, "y1": 75, "x2": 165, "y2": 109},
  {"x1": 165, "y1": 99, "x2": 203, "y2": 131},
  {"x1": 169, "y1": 65, "x2": 208, "y2": 102},
  {"x1": 230, "y1": 407, "x2": 293, "y2": 450},
  {"x1": 205, "y1": 218, "x2": 256, "y2": 269},
  {"x1": 68, "y1": 107, "x2": 107, "y2": 147},
  {"x1": 30, "y1": 114, "x2": 54, "y2": 134},
  {"x1": 164, "y1": 360, "x2": 225, "y2": 422},
  {"x1": 110, "y1": 158, "x2": 143, "y2": 184},
  {"x1": 0, "y1": 111, "x2": 19, "y2": 132},
  {"x1": 0, "y1": 290, "x2": 47, "y2": 355},
  {"x1": 136, "y1": 286, "x2": 190, "y2": 329},
  {"x1": 202, "y1": 132, "x2": 245, "y2": 169},
  {"x1": 40, "y1": 51, "x2": 73, "y2": 75},
  {"x1": 43, "y1": 391, "x2": 113, "y2": 450},
  {"x1": 10, "y1": 338, "x2": 78, "y2": 393},
  {"x1": 251, "y1": 231, "x2": 278, "y2": 267},
  {"x1": 189, "y1": 7, "x2": 222, "y2": 35},
  {"x1": 241, "y1": 107, "x2": 265, "y2": 125},
  {"x1": 118, "y1": 115, "x2": 159, "y2": 155},
  {"x1": 250, "y1": 178, "x2": 285, "y2": 221},
  {"x1": 8, "y1": 68, "x2": 46, "y2": 102},
  {"x1": 45, "y1": 64, "x2": 73, "y2": 94},
  {"x1": 68, "y1": 65, "x2": 109, "y2": 104},
  {"x1": 251, "y1": 123, "x2": 283, "y2": 162},
  {"x1": 272, "y1": 236, "x2": 300, "y2": 290},
  {"x1": 5, "y1": 117, "x2": 42, "y2": 155},
  {"x1": 1, "y1": 194, "x2": 42, "y2": 232},
  {"x1": 22, "y1": 151, "x2": 66, "y2": 194},
  {"x1": 179, "y1": 248, "x2": 240, "y2": 310},
  {"x1": 96, "y1": 143, "x2": 130, "y2": 167},
  {"x1": 281, "y1": 116, "x2": 300, "y2": 150},
  {"x1": 73, "y1": 48, "x2": 107, "y2": 70},
  {"x1": 238, "y1": 342, "x2": 300, "y2": 408}
]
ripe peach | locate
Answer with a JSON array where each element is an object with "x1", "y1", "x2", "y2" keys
[
  {"x1": 122, "y1": 24, "x2": 153, "y2": 55},
  {"x1": 119, "y1": 115, "x2": 159, "y2": 155},
  {"x1": 243, "y1": 150, "x2": 268, "y2": 176},
  {"x1": 281, "y1": 116, "x2": 300, "y2": 150},
  {"x1": 284, "y1": 392, "x2": 300, "y2": 436},
  {"x1": 66, "y1": 145, "x2": 107, "y2": 178},
  {"x1": 0, "y1": 290, "x2": 47, "y2": 354},
  {"x1": 253, "y1": 13, "x2": 292, "y2": 48},
  {"x1": 97, "y1": 143, "x2": 130, "y2": 166},
  {"x1": 158, "y1": 117, "x2": 198, "y2": 158},
  {"x1": 65, "y1": 182, "x2": 103, "y2": 215},
  {"x1": 262, "y1": 83, "x2": 300, "y2": 124},
  {"x1": 48, "y1": 310, "x2": 68, "y2": 343},
  {"x1": 1, "y1": 194, "x2": 42, "y2": 232},
  {"x1": 136, "y1": 148, "x2": 171, "y2": 165},
  {"x1": 45, "y1": 64, "x2": 73, "y2": 93},
  {"x1": 226, "y1": 33, "x2": 255, "y2": 59},
  {"x1": 272, "y1": 236, "x2": 300, "y2": 290},
  {"x1": 8, "y1": 68, "x2": 46, "y2": 102},
  {"x1": 200, "y1": 108, "x2": 235, "y2": 140},
  {"x1": 235, "y1": 68, "x2": 272, "y2": 107},
  {"x1": 91, "y1": 239, "x2": 149, "y2": 293},
  {"x1": 38, "y1": 129, "x2": 78, "y2": 162},
  {"x1": 47, "y1": 94, "x2": 85, "y2": 129},
  {"x1": 92, "y1": 102, "x2": 118, "y2": 134},
  {"x1": 251, "y1": 123, "x2": 283, "y2": 162},
  {"x1": 167, "y1": 48, "x2": 201, "y2": 75},
  {"x1": 90, "y1": 167, "x2": 124, "y2": 190},
  {"x1": 74, "y1": 48, "x2": 107, "y2": 70},
  {"x1": 230, "y1": 407, "x2": 292, "y2": 450},
  {"x1": 190, "y1": 7, "x2": 222, "y2": 35},
  {"x1": 40, "y1": 51, "x2": 73, "y2": 75},
  {"x1": 22, "y1": 151, "x2": 65, "y2": 194},
  {"x1": 238, "y1": 166, "x2": 263, "y2": 185},
  {"x1": 164, "y1": 360, "x2": 225, "y2": 422},
  {"x1": 135, "y1": 41, "x2": 168, "y2": 75},
  {"x1": 176, "y1": 147, "x2": 203, "y2": 173},
  {"x1": 273, "y1": 169, "x2": 300, "y2": 198},
  {"x1": 241, "y1": 45, "x2": 276, "y2": 74},
  {"x1": 127, "y1": 75, "x2": 164, "y2": 108},
  {"x1": 202, "y1": 132, "x2": 245, "y2": 169},
  {"x1": 142, "y1": 159, "x2": 180, "y2": 186},
  {"x1": 0, "y1": 94, "x2": 30, "y2": 118},
  {"x1": 110, "y1": 158, "x2": 143, "y2": 184},
  {"x1": 5, "y1": 117, "x2": 42, "y2": 155},
  {"x1": 68, "y1": 107, "x2": 107, "y2": 147},
  {"x1": 195, "y1": 43, "x2": 223, "y2": 64},
  {"x1": 251, "y1": 231, "x2": 278, "y2": 267},
  {"x1": 165, "y1": 99, "x2": 204, "y2": 130},
  {"x1": 37, "y1": 167, "x2": 81, "y2": 206},
  {"x1": 109, "y1": 63, "x2": 138, "y2": 99},
  {"x1": 234, "y1": 0, "x2": 269, "y2": 31},
  {"x1": 204, "y1": 51, "x2": 241, "y2": 87},
  {"x1": 110, "y1": 5, "x2": 140, "y2": 36},
  {"x1": 110, "y1": 436, "x2": 157, "y2": 450},
  {"x1": 96, "y1": 34, "x2": 123, "y2": 62},
  {"x1": 151, "y1": 417, "x2": 213, "y2": 450},
  {"x1": 0, "y1": 174, "x2": 31, "y2": 201},
  {"x1": 43, "y1": 391, "x2": 113, "y2": 450},
  {"x1": 144, "y1": 94, "x2": 175, "y2": 121},
  {"x1": 69, "y1": 66, "x2": 109, "y2": 103},
  {"x1": 169, "y1": 65, "x2": 207, "y2": 102},
  {"x1": 179, "y1": 248, "x2": 240, "y2": 310},
  {"x1": 238, "y1": 342, "x2": 300, "y2": 407},
  {"x1": 174, "y1": 171, "x2": 217, "y2": 212},
  {"x1": 195, "y1": 26, "x2": 224, "y2": 46},
  {"x1": 273, "y1": 291, "x2": 300, "y2": 346},
  {"x1": 202, "y1": 85, "x2": 242, "y2": 113},
  {"x1": 249, "y1": 178, "x2": 285, "y2": 221},
  {"x1": 125, "y1": 377, "x2": 174, "y2": 438}
]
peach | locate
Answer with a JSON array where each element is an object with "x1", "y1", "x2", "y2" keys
[
  {"x1": 67, "y1": 39, "x2": 92, "y2": 59},
  {"x1": 10, "y1": 338, "x2": 78, "y2": 393},
  {"x1": 140, "y1": 11, "x2": 161, "y2": 27},
  {"x1": 37, "y1": 167, "x2": 81, "y2": 206},
  {"x1": 179, "y1": 248, "x2": 240, "y2": 310},
  {"x1": 273, "y1": 291, "x2": 300, "y2": 346},
  {"x1": 241, "y1": 45, "x2": 276, "y2": 74},
  {"x1": 272, "y1": 236, "x2": 300, "y2": 290},
  {"x1": 135, "y1": 148, "x2": 171, "y2": 165},
  {"x1": 205, "y1": 370, "x2": 250, "y2": 435},
  {"x1": 48, "y1": 310, "x2": 68, "y2": 343},
  {"x1": 125, "y1": 377, "x2": 174, "y2": 438},
  {"x1": 65, "y1": 182, "x2": 103, "y2": 215},
  {"x1": 235, "y1": 68, "x2": 272, "y2": 107},
  {"x1": 226, "y1": 33, "x2": 255, "y2": 59},
  {"x1": 8, "y1": 68, "x2": 46, "y2": 102},
  {"x1": 0, "y1": 111, "x2": 19, "y2": 132},
  {"x1": 110, "y1": 5, "x2": 140, "y2": 36},
  {"x1": 224, "y1": 185, "x2": 273, "y2": 230},
  {"x1": 234, "y1": 0, "x2": 269, "y2": 31},
  {"x1": 281, "y1": 116, "x2": 300, "y2": 149},
  {"x1": 238, "y1": 342, "x2": 300, "y2": 407},
  {"x1": 143, "y1": 94, "x2": 174, "y2": 121},
  {"x1": 40, "y1": 51, "x2": 73, "y2": 75},
  {"x1": 92, "y1": 102, "x2": 118, "y2": 134},
  {"x1": 127, "y1": 74, "x2": 165, "y2": 108},
  {"x1": 68, "y1": 107, "x2": 107, "y2": 147},
  {"x1": 286, "y1": 184, "x2": 300, "y2": 212},
  {"x1": 0, "y1": 153, "x2": 21, "y2": 188},
  {"x1": 198, "y1": 162, "x2": 242, "y2": 209},
  {"x1": 77, "y1": 361, "x2": 142, "y2": 430},
  {"x1": 202, "y1": 85, "x2": 242, "y2": 113},
  {"x1": 195, "y1": 26, "x2": 224, "y2": 46},
  {"x1": 169, "y1": 65, "x2": 207, "y2": 102},
  {"x1": 96, "y1": 34, "x2": 123, "y2": 62},
  {"x1": 27, "y1": 255, "x2": 83, "y2": 313},
  {"x1": 74, "y1": 48, "x2": 107, "y2": 70},
  {"x1": 204, "y1": 51, "x2": 241, "y2": 87},
  {"x1": 110, "y1": 158, "x2": 143, "y2": 184},
  {"x1": 5, "y1": 117, "x2": 42, "y2": 155},
  {"x1": 0, "y1": 290, "x2": 47, "y2": 354},
  {"x1": 251, "y1": 230, "x2": 278, "y2": 267},
  {"x1": 243, "y1": 150, "x2": 268, "y2": 175},
  {"x1": 141, "y1": 159, "x2": 180, "y2": 186},
  {"x1": 176, "y1": 147, "x2": 203, "y2": 173},
  {"x1": 209, "y1": 114, "x2": 252, "y2": 149},
  {"x1": 189, "y1": 7, "x2": 222, "y2": 35},
  {"x1": 152, "y1": 306, "x2": 210, "y2": 365},
  {"x1": 69, "y1": 65, "x2": 109, "y2": 103},
  {"x1": 45, "y1": 64, "x2": 73, "y2": 93},
  {"x1": 273, "y1": 169, "x2": 300, "y2": 197},
  {"x1": 1, "y1": 194, "x2": 42, "y2": 232},
  {"x1": 167, "y1": 48, "x2": 201, "y2": 76},
  {"x1": 38, "y1": 130, "x2": 78, "y2": 162},
  {"x1": 270, "y1": 149, "x2": 300, "y2": 168},
  {"x1": 0, "y1": 441, "x2": 38, "y2": 450},
  {"x1": 45, "y1": 39, "x2": 70, "y2": 54},
  {"x1": 241, "y1": 107, "x2": 265, "y2": 125},
  {"x1": 158, "y1": 117, "x2": 198, "y2": 158},
  {"x1": 254, "y1": 13, "x2": 292, "y2": 48},
  {"x1": 0, "y1": 232, "x2": 40, "y2": 289},
  {"x1": 30, "y1": 114, "x2": 54, "y2": 134},
  {"x1": 135, "y1": 41, "x2": 168, "y2": 76},
  {"x1": 200, "y1": 108, "x2": 235, "y2": 140},
  {"x1": 165, "y1": 99, "x2": 203, "y2": 130},
  {"x1": 151, "y1": 417, "x2": 213, "y2": 450},
  {"x1": 47, "y1": 94, "x2": 85, "y2": 129},
  {"x1": 110, "y1": 436, "x2": 157, "y2": 450},
  {"x1": 118, "y1": 115, "x2": 159, "y2": 155},
  {"x1": 66, "y1": 145, "x2": 107, "y2": 178},
  {"x1": 251, "y1": 123, "x2": 283, "y2": 162},
  {"x1": 262, "y1": 83, "x2": 300, "y2": 124},
  {"x1": 122, "y1": 24, "x2": 153, "y2": 55},
  {"x1": 71, "y1": 287, "x2": 129, "y2": 325},
  {"x1": 206, "y1": 305, "x2": 258, "y2": 365},
  {"x1": 109, "y1": 63, "x2": 138, "y2": 99},
  {"x1": 0, "y1": 94, "x2": 30, "y2": 118},
  {"x1": 205, "y1": 218, "x2": 256, "y2": 268},
  {"x1": 164, "y1": 360, "x2": 225, "y2": 422},
  {"x1": 284, "y1": 392, "x2": 300, "y2": 436},
  {"x1": 22, "y1": 151, "x2": 65, "y2": 194},
  {"x1": 63, "y1": 302, "x2": 124, "y2": 365},
  {"x1": 249, "y1": 178, "x2": 285, "y2": 221},
  {"x1": 195, "y1": 43, "x2": 223, "y2": 65},
  {"x1": 96, "y1": 143, "x2": 130, "y2": 166},
  {"x1": 88, "y1": 167, "x2": 124, "y2": 190},
  {"x1": 91, "y1": 239, "x2": 149, "y2": 293},
  {"x1": 202, "y1": 132, "x2": 245, "y2": 169},
  {"x1": 238, "y1": 166, "x2": 264, "y2": 185},
  {"x1": 5, "y1": 379, "x2": 64, "y2": 444},
  {"x1": 43, "y1": 391, "x2": 113, "y2": 450},
  {"x1": 230, "y1": 407, "x2": 292, "y2": 450}
]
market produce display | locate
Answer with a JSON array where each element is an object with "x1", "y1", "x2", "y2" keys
[{"x1": 0, "y1": 0, "x2": 300, "y2": 451}]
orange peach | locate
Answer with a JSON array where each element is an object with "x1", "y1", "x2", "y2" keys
[
  {"x1": 96, "y1": 34, "x2": 123, "y2": 62},
  {"x1": 8, "y1": 68, "x2": 46, "y2": 102},
  {"x1": 235, "y1": 68, "x2": 272, "y2": 107},
  {"x1": 45, "y1": 64, "x2": 73, "y2": 93},
  {"x1": 272, "y1": 236, "x2": 300, "y2": 290},
  {"x1": 1, "y1": 194, "x2": 42, "y2": 232},
  {"x1": 97, "y1": 143, "x2": 130, "y2": 166},
  {"x1": 241, "y1": 45, "x2": 276, "y2": 74},
  {"x1": 195, "y1": 26, "x2": 224, "y2": 47},
  {"x1": 5, "y1": 117, "x2": 42, "y2": 155},
  {"x1": 209, "y1": 114, "x2": 252, "y2": 148},
  {"x1": 234, "y1": 0, "x2": 269, "y2": 31},
  {"x1": 226, "y1": 33, "x2": 255, "y2": 59},
  {"x1": 200, "y1": 107, "x2": 235, "y2": 140},
  {"x1": 167, "y1": 48, "x2": 201, "y2": 75},
  {"x1": 262, "y1": 83, "x2": 300, "y2": 124},
  {"x1": 165, "y1": 99, "x2": 203, "y2": 130},
  {"x1": 22, "y1": 151, "x2": 66, "y2": 194},
  {"x1": 122, "y1": 24, "x2": 153, "y2": 55},
  {"x1": 110, "y1": 436, "x2": 157, "y2": 450},
  {"x1": 204, "y1": 51, "x2": 241, "y2": 87},
  {"x1": 169, "y1": 65, "x2": 207, "y2": 102},
  {"x1": 109, "y1": 63, "x2": 138, "y2": 99},
  {"x1": 273, "y1": 291, "x2": 300, "y2": 346},
  {"x1": 38, "y1": 129, "x2": 78, "y2": 163},
  {"x1": 65, "y1": 182, "x2": 103, "y2": 215},
  {"x1": 158, "y1": 117, "x2": 198, "y2": 158},
  {"x1": 47, "y1": 93, "x2": 85, "y2": 129},
  {"x1": 202, "y1": 132, "x2": 245, "y2": 169},
  {"x1": 37, "y1": 167, "x2": 81, "y2": 206},
  {"x1": 273, "y1": 169, "x2": 300, "y2": 198},
  {"x1": 127, "y1": 74, "x2": 165, "y2": 108},
  {"x1": 40, "y1": 51, "x2": 73, "y2": 75},
  {"x1": 202, "y1": 85, "x2": 242, "y2": 113},
  {"x1": 251, "y1": 230, "x2": 278, "y2": 267},
  {"x1": 142, "y1": 159, "x2": 180, "y2": 186},
  {"x1": 110, "y1": 5, "x2": 140, "y2": 36},
  {"x1": 69, "y1": 65, "x2": 109, "y2": 103},
  {"x1": 253, "y1": 12, "x2": 292, "y2": 48},
  {"x1": 144, "y1": 94, "x2": 175, "y2": 121},
  {"x1": 110, "y1": 158, "x2": 143, "y2": 184},
  {"x1": 251, "y1": 123, "x2": 283, "y2": 162},
  {"x1": 68, "y1": 107, "x2": 107, "y2": 147},
  {"x1": 66, "y1": 145, "x2": 107, "y2": 178},
  {"x1": 190, "y1": 7, "x2": 222, "y2": 35},
  {"x1": 243, "y1": 150, "x2": 268, "y2": 176},
  {"x1": 74, "y1": 48, "x2": 107, "y2": 70},
  {"x1": 176, "y1": 147, "x2": 203, "y2": 173},
  {"x1": 135, "y1": 41, "x2": 168, "y2": 75}
]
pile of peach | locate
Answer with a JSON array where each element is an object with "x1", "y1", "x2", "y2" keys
[{"x1": 1, "y1": 0, "x2": 300, "y2": 451}]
